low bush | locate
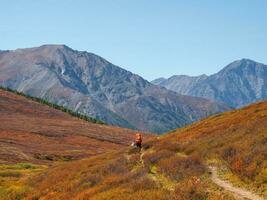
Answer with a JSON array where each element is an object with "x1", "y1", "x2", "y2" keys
[
  {"x1": 99, "y1": 157, "x2": 129, "y2": 176},
  {"x1": 173, "y1": 178, "x2": 208, "y2": 200},
  {"x1": 154, "y1": 141, "x2": 181, "y2": 152},
  {"x1": 143, "y1": 150, "x2": 175, "y2": 167},
  {"x1": 0, "y1": 171, "x2": 21, "y2": 178},
  {"x1": 222, "y1": 146, "x2": 238, "y2": 163},
  {"x1": 130, "y1": 177, "x2": 158, "y2": 192},
  {"x1": 157, "y1": 155, "x2": 205, "y2": 181}
]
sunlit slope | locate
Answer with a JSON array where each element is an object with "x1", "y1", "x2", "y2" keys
[
  {"x1": 23, "y1": 101, "x2": 267, "y2": 199},
  {"x1": 0, "y1": 89, "x2": 151, "y2": 164},
  {"x1": 161, "y1": 99, "x2": 267, "y2": 172},
  {"x1": 156, "y1": 100, "x2": 267, "y2": 194}
]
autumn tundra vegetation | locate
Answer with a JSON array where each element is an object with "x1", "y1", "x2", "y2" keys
[
  {"x1": 0, "y1": 86, "x2": 105, "y2": 125},
  {"x1": 0, "y1": 88, "x2": 266, "y2": 200}
]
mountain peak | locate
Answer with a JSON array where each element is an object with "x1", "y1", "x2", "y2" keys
[
  {"x1": 169, "y1": 74, "x2": 208, "y2": 79},
  {"x1": 218, "y1": 58, "x2": 266, "y2": 75},
  {"x1": 233, "y1": 58, "x2": 257, "y2": 66},
  {"x1": 39, "y1": 44, "x2": 71, "y2": 49},
  {"x1": 240, "y1": 58, "x2": 255, "y2": 62},
  {"x1": 36, "y1": 44, "x2": 75, "y2": 53},
  {"x1": 153, "y1": 59, "x2": 267, "y2": 108},
  {"x1": 151, "y1": 77, "x2": 166, "y2": 85},
  {"x1": 12, "y1": 44, "x2": 74, "y2": 54}
]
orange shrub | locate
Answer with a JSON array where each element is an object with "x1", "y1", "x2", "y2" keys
[
  {"x1": 142, "y1": 150, "x2": 175, "y2": 167},
  {"x1": 231, "y1": 157, "x2": 244, "y2": 174},
  {"x1": 129, "y1": 177, "x2": 158, "y2": 192},
  {"x1": 245, "y1": 162, "x2": 257, "y2": 179},
  {"x1": 97, "y1": 157, "x2": 129, "y2": 176},
  {"x1": 173, "y1": 179, "x2": 208, "y2": 200},
  {"x1": 157, "y1": 155, "x2": 205, "y2": 181},
  {"x1": 154, "y1": 141, "x2": 181, "y2": 152}
]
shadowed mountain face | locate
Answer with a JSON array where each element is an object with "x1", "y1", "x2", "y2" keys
[
  {"x1": 0, "y1": 45, "x2": 230, "y2": 133},
  {"x1": 152, "y1": 59, "x2": 267, "y2": 108}
]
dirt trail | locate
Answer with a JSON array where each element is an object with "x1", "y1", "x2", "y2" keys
[
  {"x1": 139, "y1": 150, "x2": 175, "y2": 191},
  {"x1": 140, "y1": 151, "x2": 145, "y2": 164},
  {"x1": 209, "y1": 166, "x2": 265, "y2": 200}
]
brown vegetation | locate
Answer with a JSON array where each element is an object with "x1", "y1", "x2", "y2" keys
[
  {"x1": 1, "y1": 88, "x2": 266, "y2": 199},
  {"x1": 159, "y1": 100, "x2": 267, "y2": 195},
  {"x1": 0, "y1": 89, "x2": 152, "y2": 164}
]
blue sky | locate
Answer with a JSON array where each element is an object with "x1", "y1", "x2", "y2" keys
[{"x1": 1, "y1": 0, "x2": 267, "y2": 80}]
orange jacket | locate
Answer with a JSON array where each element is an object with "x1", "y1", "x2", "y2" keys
[{"x1": 135, "y1": 133, "x2": 142, "y2": 144}]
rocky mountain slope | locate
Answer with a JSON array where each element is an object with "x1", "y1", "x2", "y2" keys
[
  {"x1": 0, "y1": 45, "x2": 230, "y2": 133},
  {"x1": 152, "y1": 59, "x2": 267, "y2": 108}
]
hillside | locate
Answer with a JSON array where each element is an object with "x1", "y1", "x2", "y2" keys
[
  {"x1": 12, "y1": 99, "x2": 266, "y2": 199},
  {"x1": 0, "y1": 88, "x2": 152, "y2": 164},
  {"x1": 0, "y1": 45, "x2": 230, "y2": 133},
  {"x1": 152, "y1": 59, "x2": 267, "y2": 108}
]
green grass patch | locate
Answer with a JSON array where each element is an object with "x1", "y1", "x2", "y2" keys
[
  {"x1": 2, "y1": 163, "x2": 36, "y2": 170},
  {"x1": 0, "y1": 163, "x2": 47, "y2": 200},
  {"x1": 0, "y1": 171, "x2": 21, "y2": 178}
]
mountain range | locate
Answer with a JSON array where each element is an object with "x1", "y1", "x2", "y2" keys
[
  {"x1": 0, "y1": 45, "x2": 230, "y2": 134},
  {"x1": 152, "y1": 59, "x2": 267, "y2": 108}
]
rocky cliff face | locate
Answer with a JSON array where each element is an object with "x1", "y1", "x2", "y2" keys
[
  {"x1": 0, "y1": 45, "x2": 230, "y2": 133},
  {"x1": 152, "y1": 59, "x2": 267, "y2": 108}
]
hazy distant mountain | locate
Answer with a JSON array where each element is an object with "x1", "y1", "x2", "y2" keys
[
  {"x1": 152, "y1": 59, "x2": 267, "y2": 108},
  {"x1": 153, "y1": 75, "x2": 208, "y2": 95},
  {"x1": 0, "y1": 45, "x2": 230, "y2": 133},
  {"x1": 151, "y1": 77, "x2": 167, "y2": 85}
]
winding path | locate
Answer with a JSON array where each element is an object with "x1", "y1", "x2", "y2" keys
[
  {"x1": 132, "y1": 149, "x2": 266, "y2": 199},
  {"x1": 209, "y1": 166, "x2": 265, "y2": 200}
]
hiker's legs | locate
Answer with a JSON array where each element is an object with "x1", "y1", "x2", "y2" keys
[{"x1": 136, "y1": 143, "x2": 142, "y2": 151}]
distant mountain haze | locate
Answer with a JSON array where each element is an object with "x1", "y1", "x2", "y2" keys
[
  {"x1": 152, "y1": 59, "x2": 267, "y2": 108},
  {"x1": 0, "y1": 45, "x2": 230, "y2": 133}
]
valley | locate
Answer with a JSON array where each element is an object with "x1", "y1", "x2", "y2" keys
[
  {"x1": 1, "y1": 89, "x2": 266, "y2": 199},
  {"x1": 1, "y1": 2, "x2": 266, "y2": 199}
]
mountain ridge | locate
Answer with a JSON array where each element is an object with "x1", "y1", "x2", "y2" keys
[
  {"x1": 152, "y1": 59, "x2": 267, "y2": 108},
  {"x1": 0, "y1": 44, "x2": 230, "y2": 133}
]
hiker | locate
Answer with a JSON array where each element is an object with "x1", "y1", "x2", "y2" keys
[{"x1": 133, "y1": 132, "x2": 142, "y2": 149}]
